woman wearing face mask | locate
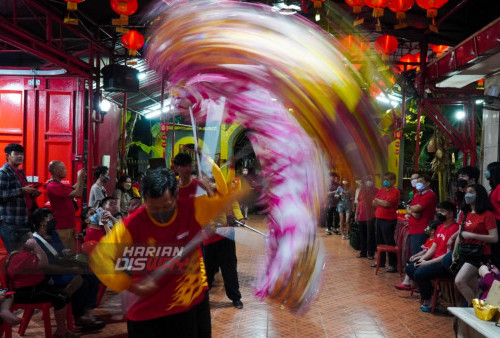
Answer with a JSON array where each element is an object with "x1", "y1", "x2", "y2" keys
[
  {"x1": 335, "y1": 179, "x2": 353, "y2": 240},
  {"x1": 486, "y1": 162, "x2": 500, "y2": 267},
  {"x1": 113, "y1": 175, "x2": 133, "y2": 216},
  {"x1": 88, "y1": 166, "x2": 110, "y2": 209},
  {"x1": 451, "y1": 184, "x2": 498, "y2": 306},
  {"x1": 355, "y1": 176, "x2": 378, "y2": 259}
]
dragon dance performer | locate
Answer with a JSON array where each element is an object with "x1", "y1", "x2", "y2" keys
[{"x1": 89, "y1": 167, "x2": 239, "y2": 337}]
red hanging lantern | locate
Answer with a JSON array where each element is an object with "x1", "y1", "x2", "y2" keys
[
  {"x1": 345, "y1": 0, "x2": 365, "y2": 14},
  {"x1": 365, "y1": 0, "x2": 388, "y2": 31},
  {"x1": 309, "y1": 0, "x2": 325, "y2": 9},
  {"x1": 429, "y1": 44, "x2": 449, "y2": 56},
  {"x1": 388, "y1": 0, "x2": 414, "y2": 29},
  {"x1": 122, "y1": 30, "x2": 145, "y2": 56},
  {"x1": 111, "y1": 0, "x2": 138, "y2": 26},
  {"x1": 396, "y1": 53, "x2": 416, "y2": 72},
  {"x1": 374, "y1": 34, "x2": 398, "y2": 60},
  {"x1": 416, "y1": 0, "x2": 448, "y2": 31},
  {"x1": 339, "y1": 35, "x2": 362, "y2": 56}
]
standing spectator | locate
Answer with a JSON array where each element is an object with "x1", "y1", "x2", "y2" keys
[
  {"x1": 408, "y1": 172, "x2": 419, "y2": 202},
  {"x1": 325, "y1": 172, "x2": 340, "y2": 235},
  {"x1": 46, "y1": 161, "x2": 86, "y2": 252},
  {"x1": 452, "y1": 184, "x2": 498, "y2": 306},
  {"x1": 455, "y1": 166, "x2": 480, "y2": 206},
  {"x1": 0, "y1": 143, "x2": 40, "y2": 252},
  {"x1": 372, "y1": 172, "x2": 400, "y2": 273},
  {"x1": 355, "y1": 176, "x2": 378, "y2": 259},
  {"x1": 113, "y1": 175, "x2": 133, "y2": 216},
  {"x1": 89, "y1": 168, "x2": 238, "y2": 337},
  {"x1": 486, "y1": 161, "x2": 500, "y2": 267},
  {"x1": 88, "y1": 166, "x2": 109, "y2": 208},
  {"x1": 405, "y1": 174, "x2": 438, "y2": 255},
  {"x1": 336, "y1": 179, "x2": 353, "y2": 240}
]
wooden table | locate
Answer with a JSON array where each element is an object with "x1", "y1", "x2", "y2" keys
[{"x1": 448, "y1": 307, "x2": 500, "y2": 338}]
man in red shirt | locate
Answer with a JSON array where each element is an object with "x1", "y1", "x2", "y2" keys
[
  {"x1": 406, "y1": 174, "x2": 438, "y2": 255},
  {"x1": 372, "y1": 172, "x2": 400, "y2": 272},
  {"x1": 46, "y1": 161, "x2": 85, "y2": 252}
]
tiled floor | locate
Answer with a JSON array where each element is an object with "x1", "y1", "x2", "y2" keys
[{"x1": 17, "y1": 214, "x2": 455, "y2": 337}]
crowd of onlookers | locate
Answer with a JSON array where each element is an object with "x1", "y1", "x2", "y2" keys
[{"x1": 325, "y1": 164, "x2": 500, "y2": 313}]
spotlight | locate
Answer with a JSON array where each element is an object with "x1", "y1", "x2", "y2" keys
[{"x1": 455, "y1": 110, "x2": 465, "y2": 120}]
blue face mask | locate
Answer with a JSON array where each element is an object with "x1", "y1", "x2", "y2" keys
[
  {"x1": 102, "y1": 176, "x2": 110, "y2": 184},
  {"x1": 90, "y1": 213, "x2": 100, "y2": 224},
  {"x1": 464, "y1": 193, "x2": 476, "y2": 205},
  {"x1": 416, "y1": 182, "x2": 426, "y2": 191},
  {"x1": 485, "y1": 170, "x2": 491, "y2": 179},
  {"x1": 382, "y1": 180, "x2": 391, "y2": 188}
]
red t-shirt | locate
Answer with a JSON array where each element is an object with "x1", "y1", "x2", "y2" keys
[
  {"x1": 374, "y1": 187, "x2": 400, "y2": 220},
  {"x1": 490, "y1": 185, "x2": 500, "y2": 221},
  {"x1": 84, "y1": 227, "x2": 106, "y2": 242},
  {"x1": 408, "y1": 189, "x2": 438, "y2": 235},
  {"x1": 46, "y1": 181, "x2": 76, "y2": 230},
  {"x1": 177, "y1": 178, "x2": 200, "y2": 200},
  {"x1": 433, "y1": 222, "x2": 459, "y2": 258},
  {"x1": 459, "y1": 211, "x2": 497, "y2": 255},
  {"x1": 357, "y1": 187, "x2": 378, "y2": 221},
  {"x1": 7, "y1": 251, "x2": 45, "y2": 289},
  {"x1": 421, "y1": 238, "x2": 434, "y2": 251}
]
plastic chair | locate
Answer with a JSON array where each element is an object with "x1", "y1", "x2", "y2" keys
[
  {"x1": 0, "y1": 322, "x2": 12, "y2": 338},
  {"x1": 375, "y1": 223, "x2": 408, "y2": 276},
  {"x1": 0, "y1": 256, "x2": 74, "y2": 337},
  {"x1": 96, "y1": 283, "x2": 107, "y2": 307}
]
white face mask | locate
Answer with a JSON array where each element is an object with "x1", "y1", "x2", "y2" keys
[
  {"x1": 342, "y1": 180, "x2": 348, "y2": 185},
  {"x1": 411, "y1": 178, "x2": 418, "y2": 188},
  {"x1": 365, "y1": 181, "x2": 373, "y2": 187},
  {"x1": 242, "y1": 169, "x2": 248, "y2": 175}
]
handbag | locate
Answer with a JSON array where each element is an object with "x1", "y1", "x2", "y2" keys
[{"x1": 458, "y1": 243, "x2": 484, "y2": 257}]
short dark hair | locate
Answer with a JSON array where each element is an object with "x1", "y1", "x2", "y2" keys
[
  {"x1": 81, "y1": 207, "x2": 93, "y2": 222},
  {"x1": 94, "y1": 166, "x2": 109, "y2": 180},
  {"x1": 428, "y1": 220, "x2": 441, "y2": 231},
  {"x1": 116, "y1": 174, "x2": 132, "y2": 192},
  {"x1": 173, "y1": 153, "x2": 192, "y2": 167},
  {"x1": 436, "y1": 200, "x2": 457, "y2": 217},
  {"x1": 384, "y1": 172, "x2": 396, "y2": 181},
  {"x1": 487, "y1": 162, "x2": 500, "y2": 190},
  {"x1": 457, "y1": 166, "x2": 480, "y2": 182},
  {"x1": 461, "y1": 184, "x2": 493, "y2": 215},
  {"x1": 5, "y1": 143, "x2": 24, "y2": 154},
  {"x1": 418, "y1": 174, "x2": 432, "y2": 183},
  {"x1": 32, "y1": 208, "x2": 52, "y2": 231},
  {"x1": 141, "y1": 168, "x2": 178, "y2": 199},
  {"x1": 100, "y1": 196, "x2": 115, "y2": 208}
]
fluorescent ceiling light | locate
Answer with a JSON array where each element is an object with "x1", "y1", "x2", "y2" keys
[
  {"x1": 376, "y1": 93, "x2": 399, "y2": 107},
  {"x1": 145, "y1": 110, "x2": 161, "y2": 119}
]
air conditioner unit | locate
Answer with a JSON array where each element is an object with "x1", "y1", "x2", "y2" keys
[{"x1": 101, "y1": 64, "x2": 139, "y2": 92}]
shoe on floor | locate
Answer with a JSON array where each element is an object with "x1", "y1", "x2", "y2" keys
[
  {"x1": 386, "y1": 266, "x2": 397, "y2": 273},
  {"x1": 326, "y1": 230, "x2": 332, "y2": 235},
  {"x1": 395, "y1": 283, "x2": 412, "y2": 291},
  {"x1": 233, "y1": 299, "x2": 243, "y2": 309},
  {"x1": 75, "y1": 317, "x2": 106, "y2": 332},
  {"x1": 357, "y1": 253, "x2": 367, "y2": 258},
  {"x1": 370, "y1": 263, "x2": 378, "y2": 268},
  {"x1": 367, "y1": 256, "x2": 375, "y2": 260},
  {"x1": 420, "y1": 304, "x2": 432, "y2": 313}
]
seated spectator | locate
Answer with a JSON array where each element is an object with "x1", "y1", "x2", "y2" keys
[
  {"x1": 82, "y1": 207, "x2": 110, "y2": 243},
  {"x1": 478, "y1": 264, "x2": 500, "y2": 299},
  {"x1": 112, "y1": 175, "x2": 133, "y2": 217},
  {"x1": 31, "y1": 208, "x2": 105, "y2": 331},
  {"x1": 7, "y1": 232, "x2": 75, "y2": 338},
  {"x1": 395, "y1": 221, "x2": 439, "y2": 291},
  {"x1": 404, "y1": 201, "x2": 459, "y2": 312},
  {"x1": 99, "y1": 196, "x2": 119, "y2": 226}
]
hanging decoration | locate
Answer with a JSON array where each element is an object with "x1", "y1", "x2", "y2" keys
[
  {"x1": 396, "y1": 53, "x2": 416, "y2": 72},
  {"x1": 122, "y1": 30, "x2": 145, "y2": 56},
  {"x1": 416, "y1": 0, "x2": 448, "y2": 32},
  {"x1": 111, "y1": 0, "x2": 138, "y2": 27},
  {"x1": 64, "y1": 0, "x2": 85, "y2": 25},
  {"x1": 365, "y1": 0, "x2": 388, "y2": 31},
  {"x1": 309, "y1": 0, "x2": 325, "y2": 21},
  {"x1": 429, "y1": 44, "x2": 449, "y2": 56},
  {"x1": 345, "y1": 0, "x2": 365, "y2": 25},
  {"x1": 388, "y1": 0, "x2": 414, "y2": 29},
  {"x1": 374, "y1": 34, "x2": 398, "y2": 60}
]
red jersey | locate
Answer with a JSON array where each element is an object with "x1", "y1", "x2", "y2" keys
[
  {"x1": 408, "y1": 189, "x2": 438, "y2": 235},
  {"x1": 46, "y1": 180, "x2": 76, "y2": 230},
  {"x1": 7, "y1": 251, "x2": 45, "y2": 289},
  {"x1": 177, "y1": 178, "x2": 200, "y2": 200},
  {"x1": 84, "y1": 227, "x2": 106, "y2": 242},
  {"x1": 357, "y1": 187, "x2": 378, "y2": 221},
  {"x1": 421, "y1": 238, "x2": 434, "y2": 251},
  {"x1": 459, "y1": 211, "x2": 497, "y2": 255},
  {"x1": 433, "y1": 223, "x2": 459, "y2": 258},
  {"x1": 490, "y1": 185, "x2": 500, "y2": 221},
  {"x1": 374, "y1": 187, "x2": 400, "y2": 220}
]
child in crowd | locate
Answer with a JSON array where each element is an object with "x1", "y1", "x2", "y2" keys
[
  {"x1": 478, "y1": 264, "x2": 500, "y2": 299},
  {"x1": 82, "y1": 207, "x2": 110, "y2": 243},
  {"x1": 7, "y1": 233, "x2": 75, "y2": 338},
  {"x1": 395, "y1": 221, "x2": 439, "y2": 290}
]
